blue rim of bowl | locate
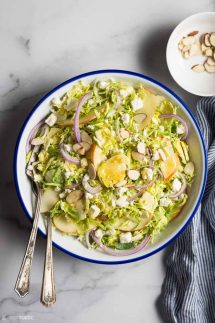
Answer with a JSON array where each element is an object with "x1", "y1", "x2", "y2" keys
[{"x1": 14, "y1": 69, "x2": 208, "y2": 265}]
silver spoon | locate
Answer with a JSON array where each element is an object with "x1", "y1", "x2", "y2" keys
[
  {"x1": 15, "y1": 126, "x2": 56, "y2": 304},
  {"x1": 14, "y1": 145, "x2": 42, "y2": 297},
  {"x1": 40, "y1": 215, "x2": 56, "y2": 306}
]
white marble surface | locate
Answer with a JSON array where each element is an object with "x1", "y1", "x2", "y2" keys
[{"x1": 0, "y1": 0, "x2": 214, "y2": 322}]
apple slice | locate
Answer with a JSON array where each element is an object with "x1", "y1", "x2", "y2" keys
[
  {"x1": 160, "y1": 153, "x2": 178, "y2": 181},
  {"x1": 134, "y1": 90, "x2": 157, "y2": 130},
  {"x1": 90, "y1": 144, "x2": 106, "y2": 170},
  {"x1": 58, "y1": 106, "x2": 105, "y2": 127},
  {"x1": 53, "y1": 215, "x2": 79, "y2": 235},
  {"x1": 111, "y1": 211, "x2": 153, "y2": 232},
  {"x1": 40, "y1": 189, "x2": 59, "y2": 213}
]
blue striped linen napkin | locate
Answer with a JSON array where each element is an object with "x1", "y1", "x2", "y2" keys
[{"x1": 158, "y1": 97, "x2": 215, "y2": 323}]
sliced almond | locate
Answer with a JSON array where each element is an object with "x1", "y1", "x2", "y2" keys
[
  {"x1": 31, "y1": 137, "x2": 44, "y2": 145},
  {"x1": 206, "y1": 57, "x2": 215, "y2": 66},
  {"x1": 120, "y1": 128, "x2": 130, "y2": 139},
  {"x1": 81, "y1": 142, "x2": 91, "y2": 151},
  {"x1": 205, "y1": 48, "x2": 213, "y2": 56},
  {"x1": 66, "y1": 190, "x2": 83, "y2": 204},
  {"x1": 204, "y1": 33, "x2": 211, "y2": 47},
  {"x1": 73, "y1": 142, "x2": 90, "y2": 155},
  {"x1": 178, "y1": 43, "x2": 183, "y2": 50},
  {"x1": 131, "y1": 151, "x2": 145, "y2": 162},
  {"x1": 115, "y1": 179, "x2": 127, "y2": 188},
  {"x1": 201, "y1": 43, "x2": 208, "y2": 53},
  {"x1": 88, "y1": 163, "x2": 96, "y2": 179},
  {"x1": 133, "y1": 113, "x2": 147, "y2": 124},
  {"x1": 210, "y1": 33, "x2": 215, "y2": 47},
  {"x1": 80, "y1": 130, "x2": 92, "y2": 145},
  {"x1": 182, "y1": 45, "x2": 190, "y2": 52},
  {"x1": 182, "y1": 36, "x2": 195, "y2": 46},
  {"x1": 158, "y1": 148, "x2": 166, "y2": 161},
  {"x1": 204, "y1": 62, "x2": 215, "y2": 73},
  {"x1": 127, "y1": 170, "x2": 140, "y2": 181},
  {"x1": 191, "y1": 64, "x2": 205, "y2": 73},
  {"x1": 183, "y1": 51, "x2": 190, "y2": 59},
  {"x1": 189, "y1": 42, "x2": 201, "y2": 56},
  {"x1": 73, "y1": 143, "x2": 82, "y2": 152},
  {"x1": 188, "y1": 30, "x2": 199, "y2": 36}
]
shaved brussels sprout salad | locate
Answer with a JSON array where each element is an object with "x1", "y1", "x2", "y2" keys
[{"x1": 26, "y1": 78, "x2": 195, "y2": 256}]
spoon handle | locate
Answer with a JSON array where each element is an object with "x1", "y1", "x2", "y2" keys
[
  {"x1": 14, "y1": 187, "x2": 41, "y2": 297},
  {"x1": 41, "y1": 216, "x2": 56, "y2": 306}
]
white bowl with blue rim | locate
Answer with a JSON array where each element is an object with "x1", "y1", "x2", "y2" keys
[{"x1": 14, "y1": 70, "x2": 207, "y2": 264}]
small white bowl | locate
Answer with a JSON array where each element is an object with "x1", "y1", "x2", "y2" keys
[
  {"x1": 14, "y1": 70, "x2": 207, "y2": 264},
  {"x1": 167, "y1": 12, "x2": 215, "y2": 96}
]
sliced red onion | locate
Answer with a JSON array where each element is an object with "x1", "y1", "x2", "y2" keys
[
  {"x1": 169, "y1": 174, "x2": 187, "y2": 199},
  {"x1": 74, "y1": 92, "x2": 92, "y2": 143},
  {"x1": 146, "y1": 146, "x2": 153, "y2": 168},
  {"x1": 128, "y1": 176, "x2": 157, "y2": 202},
  {"x1": 82, "y1": 177, "x2": 102, "y2": 195},
  {"x1": 159, "y1": 114, "x2": 188, "y2": 140},
  {"x1": 65, "y1": 183, "x2": 81, "y2": 189},
  {"x1": 85, "y1": 230, "x2": 92, "y2": 249},
  {"x1": 59, "y1": 143, "x2": 80, "y2": 165},
  {"x1": 26, "y1": 119, "x2": 45, "y2": 153},
  {"x1": 91, "y1": 231, "x2": 150, "y2": 256}
]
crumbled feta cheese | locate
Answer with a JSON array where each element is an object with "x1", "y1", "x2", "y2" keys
[
  {"x1": 137, "y1": 141, "x2": 146, "y2": 154},
  {"x1": 116, "y1": 187, "x2": 128, "y2": 196},
  {"x1": 120, "y1": 232, "x2": 132, "y2": 244},
  {"x1": 89, "y1": 205, "x2": 101, "y2": 218},
  {"x1": 99, "y1": 81, "x2": 108, "y2": 89},
  {"x1": 45, "y1": 113, "x2": 57, "y2": 127},
  {"x1": 64, "y1": 144, "x2": 72, "y2": 153},
  {"x1": 111, "y1": 199, "x2": 116, "y2": 207},
  {"x1": 143, "y1": 129, "x2": 148, "y2": 137},
  {"x1": 172, "y1": 178, "x2": 182, "y2": 192},
  {"x1": 106, "y1": 228, "x2": 116, "y2": 235},
  {"x1": 127, "y1": 169, "x2": 140, "y2": 180},
  {"x1": 152, "y1": 117, "x2": 159, "y2": 125},
  {"x1": 88, "y1": 99, "x2": 94, "y2": 105},
  {"x1": 141, "y1": 168, "x2": 154, "y2": 181},
  {"x1": 85, "y1": 192, "x2": 93, "y2": 199},
  {"x1": 59, "y1": 192, "x2": 66, "y2": 199},
  {"x1": 95, "y1": 228, "x2": 103, "y2": 239},
  {"x1": 116, "y1": 196, "x2": 129, "y2": 207},
  {"x1": 122, "y1": 113, "x2": 130, "y2": 124},
  {"x1": 159, "y1": 125, "x2": 165, "y2": 132},
  {"x1": 81, "y1": 158, "x2": 88, "y2": 167},
  {"x1": 133, "y1": 133, "x2": 139, "y2": 141},
  {"x1": 177, "y1": 124, "x2": 185, "y2": 134},
  {"x1": 51, "y1": 97, "x2": 61, "y2": 107},
  {"x1": 119, "y1": 89, "x2": 128, "y2": 98},
  {"x1": 160, "y1": 197, "x2": 172, "y2": 207},
  {"x1": 131, "y1": 98, "x2": 143, "y2": 111},
  {"x1": 65, "y1": 171, "x2": 73, "y2": 179},
  {"x1": 152, "y1": 150, "x2": 160, "y2": 161},
  {"x1": 55, "y1": 187, "x2": 61, "y2": 192}
]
